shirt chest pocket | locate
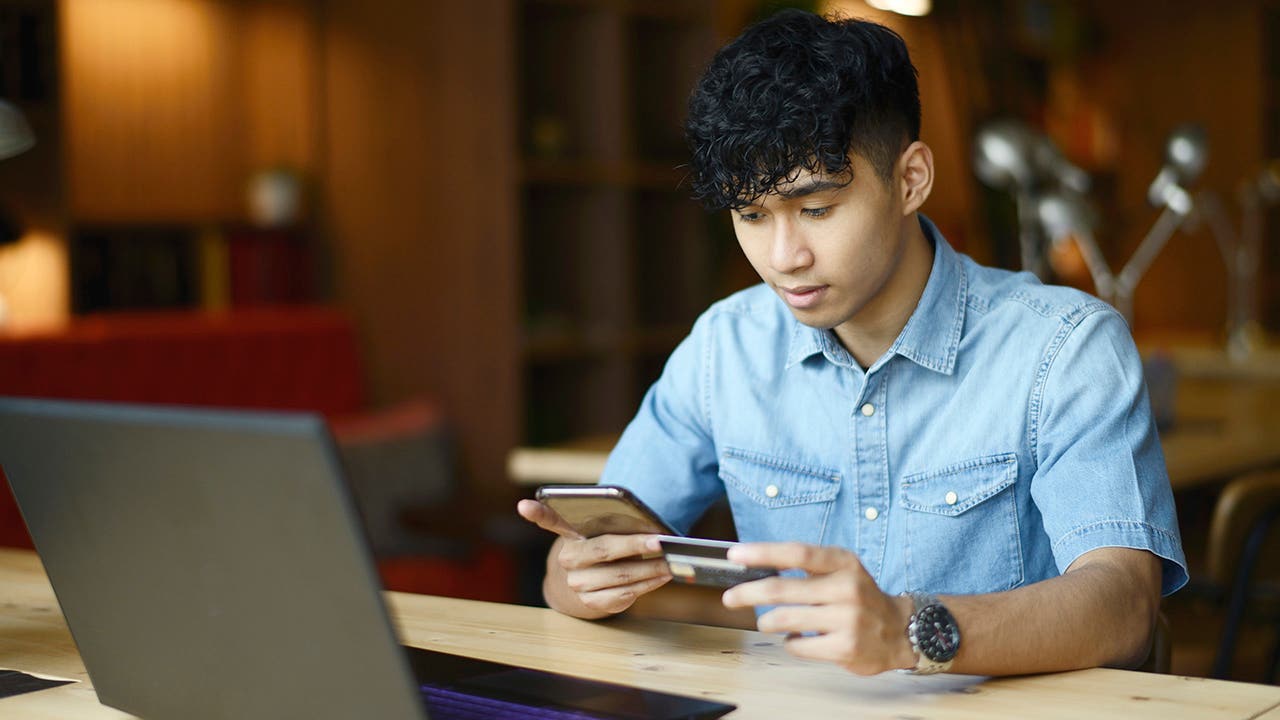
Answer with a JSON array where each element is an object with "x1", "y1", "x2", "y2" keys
[
  {"x1": 899, "y1": 452, "x2": 1023, "y2": 594},
  {"x1": 718, "y1": 448, "x2": 841, "y2": 545}
]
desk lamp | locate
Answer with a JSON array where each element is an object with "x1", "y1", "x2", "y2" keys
[
  {"x1": 974, "y1": 119, "x2": 1088, "y2": 279},
  {"x1": 1029, "y1": 125, "x2": 1207, "y2": 325},
  {"x1": 1106, "y1": 124, "x2": 1207, "y2": 324},
  {"x1": 1196, "y1": 157, "x2": 1279, "y2": 359}
]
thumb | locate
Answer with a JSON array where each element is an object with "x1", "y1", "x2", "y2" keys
[{"x1": 516, "y1": 499, "x2": 584, "y2": 539}]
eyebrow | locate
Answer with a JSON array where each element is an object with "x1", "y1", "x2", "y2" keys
[{"x1": 776, "y1": 178, "x2": 848, "y2": 200}]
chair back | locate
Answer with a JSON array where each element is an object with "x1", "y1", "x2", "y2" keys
[
  {"x1": 1137, "y1": 611, "x2": 1171, "y2": 674},
  {"x1": 1208, "y1": 470, "x2": 1280, "y2": 587}
]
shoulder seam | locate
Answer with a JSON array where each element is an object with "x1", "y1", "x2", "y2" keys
[{"x1": 1026, "y1": 304, "x2": 1117, "y2": 465}]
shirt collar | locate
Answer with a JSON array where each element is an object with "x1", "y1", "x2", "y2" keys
[{"x1": 785, "y1": 215, "x2": 967, "y2": 374}]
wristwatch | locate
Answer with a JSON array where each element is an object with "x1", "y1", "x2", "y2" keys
[{"x1": 904, "y1": 591, "x2": 961, "y2": 674}]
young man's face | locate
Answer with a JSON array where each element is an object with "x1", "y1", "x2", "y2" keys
[{"x1": 730, "y1": 151, "x2": 912, "y2": 336}]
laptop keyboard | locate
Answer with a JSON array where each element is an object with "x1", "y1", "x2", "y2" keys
[{"x1": 420, "y1": 683, "x2": 617, "y2": 720}]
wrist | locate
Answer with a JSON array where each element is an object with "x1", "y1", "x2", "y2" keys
[
  {"x1": 892, "y1": 593, "x2": 917, "y2": 670},
  {"x1": 903, "y1": 592, "x2": 962, "y2": 674}
]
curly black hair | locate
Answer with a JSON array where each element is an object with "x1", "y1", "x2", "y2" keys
[{"x1": 685, "y1": 10, "x2": 921, "y2": 210}]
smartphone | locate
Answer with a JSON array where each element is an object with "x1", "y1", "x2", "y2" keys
[
  {"x1": 535, "y1": 485, "x2": 679, "y2": 538},
  {"x1": 657, "y1": 536, "x2": 779, "y2": 588}
]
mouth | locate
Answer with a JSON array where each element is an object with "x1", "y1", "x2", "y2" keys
[{"x1": 777, "y1": 284, "x2": 828, "y2": 309}]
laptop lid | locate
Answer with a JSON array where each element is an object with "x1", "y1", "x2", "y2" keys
[{"x1": 0, "y1": 397, "x2": 428, "y2": 720}]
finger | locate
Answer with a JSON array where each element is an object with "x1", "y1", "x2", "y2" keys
[
  {"x1": 558, "y1": 533, "x2": 663, "y2": 570},
  {"x1": 723, "y1": 574, "x2": 805, "y2": 608},
  {"x1": 783, "y1": 632, "x2": 900, "y2": 676},
  {"x1": 577, "y1": 574, "x2": 672, "y2": 616},
  {"x1": 781, "y1": 633, "x2": 856, "y2": 667},
  {"x1": 516, "y1": 499, "x2": 582, "y2": 539},
  {"x1": 727, "y1": 542, "x2": 861, "y2": 576},
  {"x1": 755, "y1": 604, "x2": 844, "y2": 635},
  {"x1": 565, "y1": 558, "x2": 672, "y2": 594}
]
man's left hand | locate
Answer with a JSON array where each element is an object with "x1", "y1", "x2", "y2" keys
[{"x1": 721, "y1": 542, "x2": 917, "y2": 675}]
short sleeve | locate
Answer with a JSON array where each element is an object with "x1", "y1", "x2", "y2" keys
[
  {"x1": 599, "y1": 314, "x2": 725, "y2": 533},
  {"x1": 1030, "y1": 308, "x2": 1188, "y2": 595}
]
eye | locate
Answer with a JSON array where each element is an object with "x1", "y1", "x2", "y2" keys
[
  {"x1": 736, "y1": 210, "x2": 764, "y2": 224},
  {"x1": 801, "y1": 206, "x2": 832, "y2": 219}
]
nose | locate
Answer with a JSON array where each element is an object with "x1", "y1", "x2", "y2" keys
[{"x1": 769, "y1": 216, "x2": 814, "y2": 274}]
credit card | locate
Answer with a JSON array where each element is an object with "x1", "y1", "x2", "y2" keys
[{"x1": 656, "y1": 536, "x2": 779, "y2": 588}]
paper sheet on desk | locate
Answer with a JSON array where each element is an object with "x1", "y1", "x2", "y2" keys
[{"x1": 0, "y1": 667, "x2": 77, "y2": 699}]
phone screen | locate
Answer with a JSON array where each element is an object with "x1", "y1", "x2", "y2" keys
[{"x1": 536, "y1": 486, "x2": 676, "y2": 537}]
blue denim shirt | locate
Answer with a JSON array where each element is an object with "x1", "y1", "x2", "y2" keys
[{"x1": 602, "y1": 216, "x2": 1188, "y2": 597}]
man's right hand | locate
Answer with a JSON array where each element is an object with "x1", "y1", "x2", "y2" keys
[{"x1": 517, "y1": 499, "x2": 672, "y2": 619}]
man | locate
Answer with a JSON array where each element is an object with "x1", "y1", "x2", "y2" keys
[{"x1": 518, "y1": 10, "x2": 1186, "y2": 677}]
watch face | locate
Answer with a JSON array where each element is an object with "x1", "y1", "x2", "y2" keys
[{"x1": 915, "y1": 604, "x2": 960, "y2": 662}]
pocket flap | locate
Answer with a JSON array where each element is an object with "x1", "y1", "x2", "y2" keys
[
  {"x1": 900, "y1": 453, "x2": 1017, "y2": 517},
  {"x1": 719, "y1": 448, "x2": 840, "y2": 508}
]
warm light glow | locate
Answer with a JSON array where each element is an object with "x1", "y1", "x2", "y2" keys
[
  {"x1": 0, "y1": 232, "x2": 69, "y2": 331},
  {"x1": 865, "y1": 0, "x2": 932, "y2": 16}
]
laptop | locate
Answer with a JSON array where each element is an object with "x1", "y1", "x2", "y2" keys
[{"x1": 0, "y1": 397, "x2": 735, "y2": 720}]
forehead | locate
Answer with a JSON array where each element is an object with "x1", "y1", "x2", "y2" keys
[{"x1": 738, "y1": 156, "x2": 867, "y2": 207}]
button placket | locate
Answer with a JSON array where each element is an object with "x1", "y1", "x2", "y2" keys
[{"x1": 853, "y1": 366, "x2": 891, "y2": 578}]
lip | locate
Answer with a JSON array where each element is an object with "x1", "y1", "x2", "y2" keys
[{"x1": 778, "y1": 284, "x2": 828, "y2": 309}]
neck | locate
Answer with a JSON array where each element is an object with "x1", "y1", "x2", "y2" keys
[{"x1": 834, "y1": 215, "x2": 935, "y2": 368}]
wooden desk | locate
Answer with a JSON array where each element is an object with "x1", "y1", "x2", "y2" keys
[{"x1": 2, "y1": 548, "x2": 1279, "y2": 719}]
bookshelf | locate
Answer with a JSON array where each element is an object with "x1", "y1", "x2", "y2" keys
[{"x1": 516, "y1": 0, "x2": 732, "y2": 446}]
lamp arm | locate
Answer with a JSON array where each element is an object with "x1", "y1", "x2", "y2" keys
[
  {"x1": 1016, "y1": 190, "x2": 1048, "y2": 279},
  {"x1": 1070, "y1": 231, "x2": 1116, "y2": 301},
  {"x1": 1114, "y1": 205, "x2": 1186, "y2": 298},
  {"x1": 1195, "y1": 190, "x2": 1239, "y2": 265}
]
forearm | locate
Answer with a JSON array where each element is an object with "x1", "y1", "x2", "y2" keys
[{"x1": 941, "y1": 549, "x2": 1161, "y2": 675}]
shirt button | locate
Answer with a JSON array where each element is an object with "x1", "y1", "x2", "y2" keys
[
  {"x1": 864, "y1": 507, "x2": 879, "y2": 521},
  {"x1": 945, "y1": 491, "x2": 958, "y2": 506},
  {"x1": 765, "y1": 484, "x2": 779, "y2": 498},
  {"x1": 860, "y1": 403, "x2": 875, "y2": 417}
]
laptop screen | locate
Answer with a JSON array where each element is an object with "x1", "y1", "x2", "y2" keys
[{"x1": 0, "y1": 398, "x2": 428, "y2": 720}]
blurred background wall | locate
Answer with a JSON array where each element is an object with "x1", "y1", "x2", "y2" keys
[{"x1": 0, "y1": 0, "x2": 1275, "y2": 497}]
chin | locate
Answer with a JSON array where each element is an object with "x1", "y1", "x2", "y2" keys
[{"x1": 788, "y1": 308, "x2": 842, "y2": 331}]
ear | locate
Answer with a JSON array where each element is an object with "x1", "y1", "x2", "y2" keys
[{"x1": 897, "y1": 141, "x2": 934, "y2": 215}]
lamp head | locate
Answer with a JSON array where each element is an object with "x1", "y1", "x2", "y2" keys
[
  {"x1": 1036, "y1": 190, "x2": 1096, "y2": 245},
  {"x1": 0, "y1": 100, "x2": 35, "y2": 161},
  {"x1": 1164, "y1": 123, "x2": 1209, "y2": 181},
  {"x1": 1147, "y1": 123, "x2": 1207, "y2": 213},
  {"x1": 974, "y1": 118, "x2": 1090, "y2": 194},
  {"x1": 1254, "y1": 159, "x2": 1280, "y2": 203},
  {"x1": 973, "y1": 120, "x2": 1037, "y2": 191}
]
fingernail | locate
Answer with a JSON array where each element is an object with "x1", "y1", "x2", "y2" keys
[
  {"x1": 726, "y1": 546, "x2": 744, "y2": 562},
  {"x1": 722, "y1": 590, "x2": 736, "y2": 606},
  {"x1": 645, "y1": 536, "x2": 662, "y2": 552}
]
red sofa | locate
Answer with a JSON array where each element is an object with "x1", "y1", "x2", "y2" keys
[{"x1": 0, "y1": 307, "x2": 514, "y2": 602}]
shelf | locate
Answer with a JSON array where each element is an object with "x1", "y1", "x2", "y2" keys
[
  {"x1": 520, "y1": 158, "x2": 688, "y2": 191},
  {"x1": 521, "y1": 323, "x2": 690, "y2": 362},
  {"x1": 628, "y1": 12, "x2": 716, "y2": 161},
  {"x1": 522, "y1": 0, "x2": 712, "y2": 23},
  {"x1": 522, "y1": 325, "x2": 623, "y2": 361},
  {"x1": 524, "y1": 359, "x2": 633, "y2": 446},
  {"x1": 515, "y1": 0, "x2": 721, "y2": 446},
  {"x1": 519, "y1": 1, "x2": 624, "y2": 162},
  {"x1": 521, "y1": 185, "x2": 631, "y2": 333}
]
